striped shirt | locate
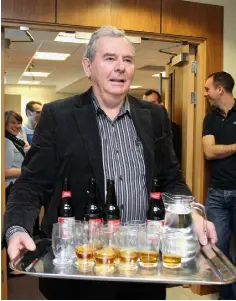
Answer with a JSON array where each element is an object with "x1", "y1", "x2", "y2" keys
[
  {"x1": 92, "y1": 94, "x2": 148, "y2": 223},
  {"x1": 6, "y1": 94, "x2": 149, "y2": 241}
]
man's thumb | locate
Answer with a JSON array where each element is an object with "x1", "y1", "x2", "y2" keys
[{"x1": 23, "y1": 236, "x2": 36, "y2": 251}]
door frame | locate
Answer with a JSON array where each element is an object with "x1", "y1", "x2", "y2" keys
[{"x1": 1, "y1": 21, "x2": 213, "y2": 297}]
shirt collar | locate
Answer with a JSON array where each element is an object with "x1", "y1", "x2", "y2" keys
[
  {"x1": 214, "y1": 99, "x2": 236, "y2": 116},
  {"x1": 92, "y1": 91, "x2": 131, "y2": 117}
]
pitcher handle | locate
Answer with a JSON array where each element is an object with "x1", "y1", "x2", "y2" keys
[{"x1": 193, "y1": 202, "x2": 207, "y2": 241}]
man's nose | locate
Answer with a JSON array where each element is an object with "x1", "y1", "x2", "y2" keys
[{"x1": 115, "y1": 60, "x2": 125, "y2": 72}]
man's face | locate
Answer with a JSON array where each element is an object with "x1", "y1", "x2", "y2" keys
[
  {"x1": 204, "y1": 77, "x2": 222, "y2": 106},
  {"x1": 143, "y1": 93, "x2": 159, "y2": 104},
  {"x1": 27, "y1": 104, "x2": 42, "y2": 124},
  {"x1": 82, "y1": 36, "x2": 135, "y2": 100}
]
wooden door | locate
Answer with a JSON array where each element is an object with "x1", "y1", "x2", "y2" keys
[
  {"x1": 165, "y1": 45, "x2": 196, "y2": 190},
  {"x1": 1, "y1": 27, "x2": 8, "y2": 300}
]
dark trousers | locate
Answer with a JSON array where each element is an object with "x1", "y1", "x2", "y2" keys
[
  {"x1": 206, "y1": 188, "x2": 236, "y2": 300},
  {"x1": 39, "y1": 278, "x2": 166, "y2": 300}
]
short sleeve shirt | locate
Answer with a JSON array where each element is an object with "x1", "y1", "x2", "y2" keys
[{"x1": 202, "y1": 103, "x2": 236, "y2": 189}]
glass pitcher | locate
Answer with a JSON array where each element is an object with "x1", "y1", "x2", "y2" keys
[{"x1": 162, "y1": 193, "x2": 207, "y2": 262}]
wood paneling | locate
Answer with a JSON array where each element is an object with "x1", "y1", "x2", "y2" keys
[
  {"x1": 111, "y1": 0, "x2": 161, "y2": 32},
  {"x1": 161, "y1": 0, "x2": 223, "y2": 76},
  {"x1": 57, "y1": 0, "x2": 111, "y2": 27},
  {"x1": 1, "y1": 27, "x2": 7, "y2": 301},
  {"x1": 161, "y1": 0, "x2": 223, "y2": 37},
  {"x1": 1, "y1": 0, "x2": 55, "y2": 23}
]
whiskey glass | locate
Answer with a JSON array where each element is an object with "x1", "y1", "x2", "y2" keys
[
  {"x1": 118, "y1": 226, "x2": 139, "y2": 272},
  {"x1": 52, "y1": 223, "x2": 74, "y2": 266},
  {"x1": 162, "y1": 230, "x2": 183, "y2": 269},
  {"x1": 94, "y1": 225, "x2": 119, "y2": 274},
  {"x1": 138, "y1": 227, "x2": 161, "y2": 268}
]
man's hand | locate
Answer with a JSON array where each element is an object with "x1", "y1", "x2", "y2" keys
[
  {"x1": 192, "y1": 213, "x2": 217, "y2": 245},
  {"x1": 8, "y1": 232, "x2": 36, "y2": 261}
]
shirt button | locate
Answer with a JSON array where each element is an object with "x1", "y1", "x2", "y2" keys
[
  {"x1": 119, "y1": 176, "x2": 123, "y2": 181},
  {"x1": 116, "y1": 150, "x2": 119, "y2": 154}
]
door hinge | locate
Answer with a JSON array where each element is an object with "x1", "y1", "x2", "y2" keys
[
  {"x1": 191, "y1": 92, "x2": 197, "y2": 104},
  {"x1": 191, "y1": 60, "x2": 197, "y2": 74}
]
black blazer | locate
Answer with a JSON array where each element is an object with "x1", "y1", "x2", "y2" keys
[{"x1": 4, "y1": 88, "x2": 191, "y2": 237}]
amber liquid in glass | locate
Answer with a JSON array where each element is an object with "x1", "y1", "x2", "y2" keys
[
  {"x1": 163, "y1": 254, "x2": 181, "y2": 268},
  {"x1": 139, "y1": 250, "x2": 159, "y2": 267}
]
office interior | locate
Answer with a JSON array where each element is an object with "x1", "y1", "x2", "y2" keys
[{"x1": 1, "y1": 0, "x2": 236, "y2": 299}]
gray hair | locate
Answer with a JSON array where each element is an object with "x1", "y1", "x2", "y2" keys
[{"x1": 84, "y1": 25, "x2": 135, "y2": 61}]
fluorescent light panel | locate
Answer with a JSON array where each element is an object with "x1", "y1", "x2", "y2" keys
[
  {"x1": 130, "y1": 85, "x2": 143, "y2": 89},
  {"x1": 126, "y1": 36, "x2": 141, "y2": 44},
  {"x1": 23, "y1": 72, "x2": 50, "y2": 77},
  {"x1": 33, "y1": 52, "x2": 70, "y2": 60},
  {"x1": 55, "y1": 32, "x2": 89, "y2": 44},
  {"x1": 19, "y1": 80, "x2": 41, "y2": 85},
  {"x1": 152, "y1": 71, "x2": 166, "y2": 77}
]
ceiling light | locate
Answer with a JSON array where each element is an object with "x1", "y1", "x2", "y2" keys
[
  {"x1": 23, "y1": 72, "x2": 50, "y2": 77},
  {"x1": 75, "y1": 32, "x2": 92, "y2": 40},
  {"x1": 33, "y1": 52, "x2": 70, "y2": 60},
  {"x1": 130, "y1": 85, "x2": 143, "y2": 89},
  {"x1": 152, "y1": 71, "x2": 166, "y2": 78},
  {"x1": 55, "y1": 32, "x2": 89, "y2": 44},
  {"x1": 126, "y1": 36, "x2": 141, "y2": 44},
  {"x1": 18, "y1": 80, "x2": 41, "y2": 85}
]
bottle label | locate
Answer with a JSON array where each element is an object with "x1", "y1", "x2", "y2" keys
[
  {"x1": 150, "y1": 192, "x2": 161, "y2": 200},
  {"x1": 89, "y1": 218, "x2": 102, "y2": 225},
  {"x1": 88, "y1": 218, "x2": 102, "y2": 236},
  {"x1": 62, "y1": 191, "x2": 72, "y2": 198},
  {"x1": 108, "y1": 219, "x2": 120, "y2": 228},
  {"x1": 58, "y1": 217, "x2": 75, "y2": 239},
  {"x1": 58, "y1": 217, "x2": 75, "y2": 223}
]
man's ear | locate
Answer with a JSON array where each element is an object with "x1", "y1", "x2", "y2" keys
[
  {"x1": 82, "y1": 57, "x2": 92, "y2": 78},
  {"x1": 218, "y1": 85, "x2": 224, "y2": 96}
]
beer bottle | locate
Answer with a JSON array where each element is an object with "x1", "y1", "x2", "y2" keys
[
  {"x1": 84, "y1": 178, "x2": 103, "y2": 225},
  {"x1": 104, "y1": 179, "x2": 120, "y2": 226},
  {"x1": 146, "y1": 179, "x2": 165, "y2": 226},
  {"x1": 58, "y1": 177, "x2": 75, "y2": 223}
]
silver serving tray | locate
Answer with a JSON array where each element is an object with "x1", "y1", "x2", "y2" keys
[{"x1": 10, "y1": 238, "x2": 236, "y2": 285}]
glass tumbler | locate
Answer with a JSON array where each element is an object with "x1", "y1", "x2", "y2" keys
[
  {"x1": 118, "y1": 226, "x2": 139, "y2": 272},
  {"x1": 138, "y1": 227, "x2": 161, "y2": 268},
  {"x1": 162, "y1": 230, "x2": 183, "y2": 269},
  {"x1": 52, "y1": 222, "x2": 75, "y2": 266}
]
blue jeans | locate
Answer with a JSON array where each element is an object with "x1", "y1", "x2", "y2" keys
[{"x1": 206, "y1": 188, "x2": 236, "y2": 300}]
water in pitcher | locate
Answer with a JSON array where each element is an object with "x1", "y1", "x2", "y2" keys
[{"x1": 162, "y1": 195, "x2": 201, "y2": 262}]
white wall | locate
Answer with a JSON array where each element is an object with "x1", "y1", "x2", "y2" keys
[
  {"x1": 5, "y1": 85, "x2": 74, "y2": 123},
  {"x1": 184, "y1": 0, "x2": 236, "y2": 96}
]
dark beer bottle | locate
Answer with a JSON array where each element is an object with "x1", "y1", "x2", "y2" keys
[
  {"x1": 146, "y1": 179, "x2": 165, "y2": 226},
  {"x1": 104, "y1": 179, "x2": 120, "y2": 226},
  {"x1": 84, "y1": 178, "x2": 103, "y2": 224},
  {"x1": 58, "y1": 177, "x2": 75, "y2": 223}
]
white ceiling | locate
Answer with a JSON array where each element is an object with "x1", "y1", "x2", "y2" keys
[{"x1": 4, "y1": 28, "x2": 182, "y2": 97}]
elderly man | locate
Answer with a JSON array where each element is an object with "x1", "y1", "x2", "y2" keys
[{"x1": 4, "y1": 26, "x2": 216, "y2": 300}]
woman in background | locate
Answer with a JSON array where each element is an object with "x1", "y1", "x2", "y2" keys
[{"x1": 5, "y1": 110, "x2": 25, "y2": 200}]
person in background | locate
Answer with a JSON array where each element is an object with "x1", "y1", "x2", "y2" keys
[
  {"x1": 5, "y1": 111, "x2": 26, "y2": 278},
  {"x1": 22, "y1": 101, "x2": 42, "y2": 145},
  {"x1": 143, "y1": 89, "x2": 182, "y2": 164},
  {"x1": 4, "y1": 26, "x2": 217, "y2": 300},
  {"x1": 5, "y1": 111, "x2": 25, "y2": 201},
  {"x1": 202, "y1": 71, "x2": 236, "y2": 300}
]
